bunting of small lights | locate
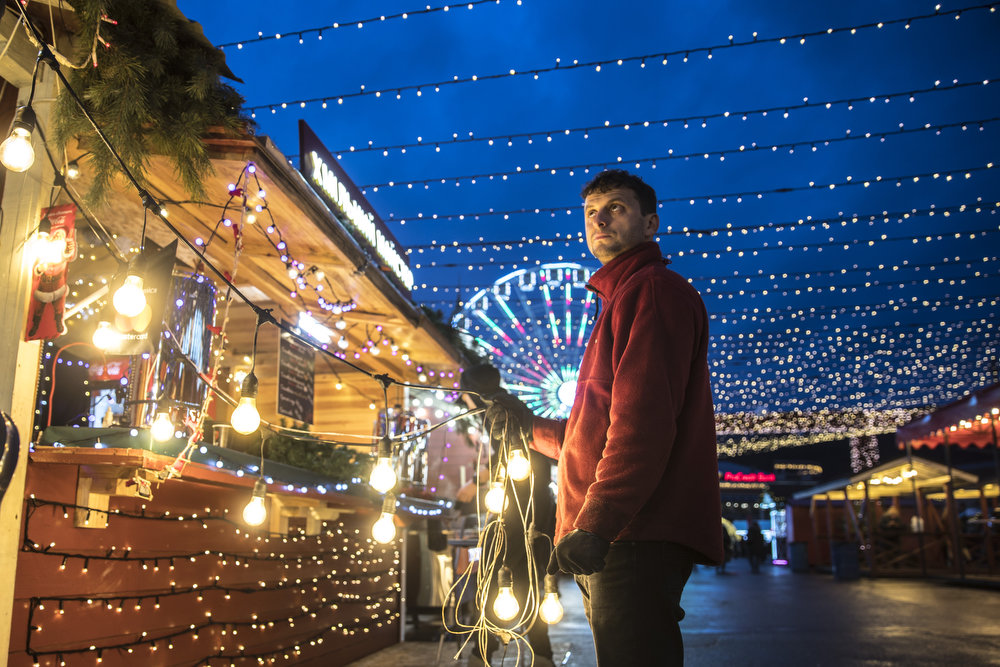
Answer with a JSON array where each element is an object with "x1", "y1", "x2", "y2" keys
[
  {"x1": 218, "y1": 0, "x2": 519, "y2": 50},
  {"x1": 243, "y1": 3, "x2": 997, "y2": 115},
  {"x1": 384, "y1": 162, "x2": 995, "y2": 223},
  {"x1": 327, "y1": 77, "x2": 994, "y2": 156},
  {"x1": 361, "y1": 117, "x2": 998, "y2": 191}
]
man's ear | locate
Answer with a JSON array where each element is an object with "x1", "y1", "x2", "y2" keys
[{"x1": 645, "y1": 213, "x2": 659, "y2": 239}]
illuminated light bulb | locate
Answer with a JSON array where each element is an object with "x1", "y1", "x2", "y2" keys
[
  {"x1": 337, "y1": 336, "x2": 349, "y2": 350},
  {"x1": 113, "y1": 274, "x2": 146, "y2": 317},
  {"x1": 314, "y1": 270, "x2": 325, "y2": 281},
  {"x1": 539, "y1": 592, "x2": 564, "y2": 624},
  {"x1": 91, "y1": 321, "x2": 120, "y2": 350},
  {"x1": 0, "y1": 106, "x2": 36, "y2": 172},
  {"x1": 539, "y1": 574, "x2": 563, "y2": 623},
  {"x1": 335, "y1": 318, "x2": 347, "y2": 330},
  {"x1": 493, "y1": 567, "x2": 519, "y2": 621},
  {"x1": 484, "y1": 482, "x2": 508, "y2": 513},
  {"x1": 369, "y1": 437, "x2": 397, "y2": 493},
  {"x1": 231, "y1": 372, "x2": 261, "y2": 434},
  {"x1": 506, "y1": 448, "x2": 530, "y2": 481},
  {"x1": 36, "y1": 234, "x2": 67, "y2": 265},
  {"x1": 370, "y1": 344, "x2": 380, "y2": 356},
  {"x1": 242, "y1": 478, "x2": 267, "y2": 526},
  {"x1": 65, "y1": 159, "x2": 80, "y2": 180},
  {"x1": 371, "y1": 495, "x2": 397, "y2": 544},
  {"x1": 245, "y1": 212, "x2": 257, "y2": 224},
  {"x1": 287, "y1": 266, "x2": 299, "y2": 279},
  {"x1": 150, "y1": 412, "x2": 174, "y2": 443}
]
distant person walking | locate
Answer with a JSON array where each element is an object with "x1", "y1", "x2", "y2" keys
[{"x1": 746, "y1": 520, "x2": 765, "y2": 573}]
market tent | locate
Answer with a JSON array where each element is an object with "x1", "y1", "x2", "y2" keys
[
  {"x1": 896, "y1": 382, "x2": 1000, "y2": 450},
  {"x1": 792, "y1": 455, "x2": 987, "y2": 502}
]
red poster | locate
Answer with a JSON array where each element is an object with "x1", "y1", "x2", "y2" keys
[{"x1": 25, "y1": 204, "x2": 76, "y2": 341}]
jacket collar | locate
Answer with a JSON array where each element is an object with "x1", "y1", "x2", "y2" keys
[{"x1": 586, "y1": 241, "x2": 668, "y2": 300}]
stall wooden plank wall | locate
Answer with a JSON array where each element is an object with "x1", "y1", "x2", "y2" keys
[{"x1": 7, "y1": 449, "x2": 399, "y2": 666}]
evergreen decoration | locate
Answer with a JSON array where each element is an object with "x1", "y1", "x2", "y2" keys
[
  {"x1": 53, "y1": 0, "x2": 247, "y2": 205},
  {"x1": 264, "y1": 427, "x2": 366, "y2": 483}
]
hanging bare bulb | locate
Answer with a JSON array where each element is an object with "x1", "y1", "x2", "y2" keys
[
  {"x1": 113, "y1": 273, "x2": 146, "y2": 317},
  {"x1": 242, "y1": 478, "x2": 267, "y2": 526},
  {"x1": 0, "y1": 106, "x2": 36, "y2": 172},
  {"x1": 484, "y1": 481, "x2": 508, "y2": 513},
  {"x1": 506, "y1": 448, "x2": 530, "y2": 481},
  {"x1": 150, "y1": 412, "x2": 174, "y2": 443},
  {"x1": 231, "y1": 372, "x2": 261, "y2": 434},
  {"x1": 539, "y1": 574, "x2": 564, "y2": 624},
  {"x1": 492, "y1": 567, "x2": 519, "y2": 621},
  {"x1": 371, "y1": 494, "x2": 397, "y2": 544},
  {"x1": 369, "y1": 437, "x2": 397, "y2": 493},
  {"x1": 91, "y1": 321, "x2": 120, "y2": 351}
]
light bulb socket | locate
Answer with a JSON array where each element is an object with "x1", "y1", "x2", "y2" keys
[
  {"x1": 240, "y1": 371, "x2": 259, "y2": 399},
  {"x1": 37, "y1": 215, "x2": 52, "y2": 236},
  {"x1": 251, "y1": 477, "x2": 266, "y2": 499},
  {"x1": 377, "y1": 435, "x2": 392, "y2": 458},
  {"x1": 381, "y1": 493, "x2": 397, "y2": 515},
  {"x1": 498, "y1": 565, "x2": 513, "y2": 587},
  {"x1": 9, "y1": 106, "x2": 36, "y2": 136},
  {"x1": 544, "y1": 573, "x2": 559, "y2": 594}
]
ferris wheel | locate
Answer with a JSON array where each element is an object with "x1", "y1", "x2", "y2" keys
[{"x1": 454, "y1": 262, "x2": 597, "y2": 419}]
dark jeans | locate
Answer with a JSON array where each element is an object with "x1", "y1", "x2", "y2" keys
[{"x1": 575, "y1": 541, "x2": 694, "y2": 667}]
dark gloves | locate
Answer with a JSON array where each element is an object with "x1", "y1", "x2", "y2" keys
[
  {"x1": 483, "y1": 392, "x2": 535, "y2": 444},
  {"x1": 546, "y1": 529, "x2": 610, "y2": 576}
]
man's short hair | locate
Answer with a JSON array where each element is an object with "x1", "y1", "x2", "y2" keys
[{"x1": 580, "y1": 169, "x2": 658, "y2": 216}]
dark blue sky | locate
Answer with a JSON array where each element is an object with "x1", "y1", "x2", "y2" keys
[{"x1": 178, "y1": 0, "x2": 1000, "y2": 417}]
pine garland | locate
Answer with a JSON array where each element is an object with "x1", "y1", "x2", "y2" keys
[{"x1": 53, "y1": 0, "x2": 246, "y2": 205}]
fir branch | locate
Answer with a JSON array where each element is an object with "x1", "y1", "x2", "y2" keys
[{"x1": 53, "y1": 0, "x2": 247, "y2": 205}]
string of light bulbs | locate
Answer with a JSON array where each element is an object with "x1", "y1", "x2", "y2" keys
[
  {"x1": 409, "y1": 222, "x2": 1000, "y2": 276},
  {"x1": 242, "y1": 2, "x2": 998, "y2": 115},
  {"x1": 326, "y1": 77, "x2": 994, "y2": 157},
  {"x1": 360, "y1": 116, "x2": 999, "y2": 190},
  {"x1": 218, "y1": 0, "x2": 518, "y2": 50},
  {"x1": 405, "y1": 198, "x2": 998, "y2": 253},
  {"x1": 383, "y1": 162, "x2": 996, "y2": 222}
]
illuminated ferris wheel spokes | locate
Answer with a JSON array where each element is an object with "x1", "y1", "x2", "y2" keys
[{"x1": 456, "y1": 263, "x2": 596, "y2": 419}]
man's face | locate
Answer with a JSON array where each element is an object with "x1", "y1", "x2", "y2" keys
[{"x1": 584, "y1": 187, "x2": 659, "y2": 264}]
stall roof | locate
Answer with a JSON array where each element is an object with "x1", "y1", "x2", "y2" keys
[
  {"x1": 896, "y1": 382, "x2": 1000, "y2": 450},
  {"x1": 792, "y1": 455, "x2": 980, "y2": 502}
]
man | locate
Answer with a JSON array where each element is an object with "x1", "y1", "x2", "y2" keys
[{"x1": 488, "y1": 169, "x2": 722, "y2": 666}]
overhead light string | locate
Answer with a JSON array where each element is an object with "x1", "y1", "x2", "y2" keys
[
  {"x1": 216, "y1": 0, "x2": 516, "y2": 50},
  {"x1": 242, "y1": 3, "x2": 998, "y2": 115},
  {"x1": 360, "y1": 116, "x2": 999, "y2": 191},
  {"x1": 384, "y1": 162, "x2": 996, "y2": 223},
  {"x1": 324, "y1": 77, "x2": 995, "y2": 157}
]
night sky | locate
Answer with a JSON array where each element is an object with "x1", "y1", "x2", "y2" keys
[{"x1": 177, "y1": 0, "x2": 1000, "y2": 423}]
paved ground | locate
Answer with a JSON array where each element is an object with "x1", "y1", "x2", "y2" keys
[{"x1": 348, "y1": 558, "x2": 1000, "y2": 666}]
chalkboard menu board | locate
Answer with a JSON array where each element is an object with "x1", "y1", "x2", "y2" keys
[{"x1": 277, "y1": 333, "x2": 315, "y2": 424}]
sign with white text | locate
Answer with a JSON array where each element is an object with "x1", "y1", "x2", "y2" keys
[{"x1": 299, "y1": 120, "x2": 414, "y2": 291}]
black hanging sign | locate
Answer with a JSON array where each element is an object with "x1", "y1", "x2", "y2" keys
[{"x1": 277, "y1": 331, "x2": 315, "y2": 425}]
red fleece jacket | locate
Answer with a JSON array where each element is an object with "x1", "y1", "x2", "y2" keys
[{"x1": 532, "y1": 242, "x2": 723, "y2": 565}]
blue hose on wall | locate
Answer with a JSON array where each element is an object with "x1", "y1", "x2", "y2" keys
[{"x1": 0, "y1": 412, "x2": 20, "y2": 504}]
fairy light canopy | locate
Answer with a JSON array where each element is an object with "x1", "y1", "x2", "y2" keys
[{"x1": 174, "y1": 0, "x2": 1000, "y2": 440}]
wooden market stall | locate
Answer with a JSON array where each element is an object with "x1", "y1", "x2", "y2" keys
[{"x1": 790, "y1": 455, "x2": 997, "y2": 578}]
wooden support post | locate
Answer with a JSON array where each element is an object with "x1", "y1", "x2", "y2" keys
[
  {"x1": 0, "y1": 54, "x2": 56, "y2": 660},
  {"x1": 979, "y1": 488, "x2": 994, "y2": 574},
  {"x1": 863, "y1": 481, "x2": 876, "y2": 575},
  {"x1": 943, "y1": 431, "x2": 965, "y2": 579}
]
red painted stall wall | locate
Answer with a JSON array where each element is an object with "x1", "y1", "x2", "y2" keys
[{"x1": 8, "y1": 450, "x2": 399, "y2": 666}]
